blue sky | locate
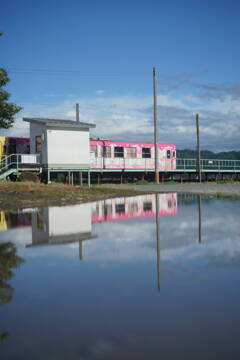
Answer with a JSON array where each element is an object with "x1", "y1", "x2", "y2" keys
[{"x1": 1, "y1": 0, "x2": 240, "y2": 150}]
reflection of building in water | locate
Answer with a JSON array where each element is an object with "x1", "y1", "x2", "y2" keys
[
  {"x1": 28, "y1": 203, "x2": 95, "y2": 247},
  {"x1": 91, "y1": 193, "x2": 177, "y2": 223}
]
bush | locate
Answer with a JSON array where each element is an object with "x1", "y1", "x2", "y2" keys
[
  {"x1": 18, "y1": 172, "x2": 39, "y2": 183},
  {"x1": 135, "y1": 180, "x2": 150, "y2": 185}
]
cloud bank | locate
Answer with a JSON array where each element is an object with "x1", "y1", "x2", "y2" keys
[{"x1": 2, "y1": 83, "x2": 240, "y2": 151}]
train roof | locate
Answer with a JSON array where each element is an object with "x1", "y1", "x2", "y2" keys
[{"x1": 90, "y1": 138, "x2": 176, "y2": 147}]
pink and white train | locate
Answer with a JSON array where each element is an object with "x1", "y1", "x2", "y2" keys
[{"x1": 90, "y1": 139, "x2": 176, "y2": 170}]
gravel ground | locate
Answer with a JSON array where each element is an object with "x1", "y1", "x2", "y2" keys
[{"x1": 102, "y1": 183, "x2": 240, "y2": 196}]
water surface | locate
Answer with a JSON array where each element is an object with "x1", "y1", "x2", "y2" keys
[{"x1": 0, "y1": 193, "x2": 240, "y2": 360}]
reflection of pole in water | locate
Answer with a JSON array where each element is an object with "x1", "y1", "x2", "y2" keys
[
  {"x1": 197, "y1": 195, "x2": 202, "y2": 244},
  {"x1": 155, "y1": 194, "x2": 160, "y2": 292},
  {"x1": 79, "y1": 240, "x2": 83, "y2": 260}
]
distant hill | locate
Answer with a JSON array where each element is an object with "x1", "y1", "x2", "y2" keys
[{"x1": 177, "y1": 149, "x2": 240, "y2": 160}]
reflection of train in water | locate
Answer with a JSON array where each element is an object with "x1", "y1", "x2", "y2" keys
[
  {"x1": 91, "y1": 193, "x2": 177, "y2": 223},
  {"x1": 0, "y1": 210, "x2": 32, "y2": 232},
  {"x1": 0, "y1": 136, "x2": 176, "y2": 171}
]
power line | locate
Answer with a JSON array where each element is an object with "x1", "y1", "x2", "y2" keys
[{"x1": 7, "y1": 68, "x2": 149, "y2": 77}]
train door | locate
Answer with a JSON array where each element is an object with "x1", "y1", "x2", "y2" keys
[
  {"x1": 8, "y1": 138, "x2": 17, "y2": 154},
  {"x1": 165, "y1": 149, "x2": 171, "y2": 170},
  {"x1": 90, "y1": 145, "x2": 97, "y2": 167}
]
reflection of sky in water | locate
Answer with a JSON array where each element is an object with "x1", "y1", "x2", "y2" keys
[
  {"x1": 2, "y1": 195, "x2": 239, "y2": 266},
  {"x1": 0, "y1": 194, "x2": 240, "y2": 360}
]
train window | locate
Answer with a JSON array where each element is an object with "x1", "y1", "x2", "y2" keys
[
  {"x1": 142, "y1": 148, "x2": 151, "y2": 158},
  {"x1": 167, "y1": 150, "x2": 171, "y2": 159},
  {"x1": 172, "y1": 151, "x2": 175, "y2": 158},
  {"x1": 143, "y1": 202, "x2": 152, "y2": 211},
  {"x1": 35, "y1": 136, "x2": 42, "y2": 153},
  {"x1": 103, "y1": 146, "x2": 111, "y2": 158},
  {"x1": 90, "y1": 145, "x2": 98, "y2": 157},
  {"x1": 126, "y1": 147, "x2": 136, "y2": 158},
  {"x1": 114, "y1": 146, "x2": 124, "y2": 158},
  {"x1": 115, "y1": 203, "x2": 125, "y2": 214}
]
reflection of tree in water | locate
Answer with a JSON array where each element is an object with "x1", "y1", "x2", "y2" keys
[{"x1": 0, "y1": 242, "x2": 24, "y2": 341}]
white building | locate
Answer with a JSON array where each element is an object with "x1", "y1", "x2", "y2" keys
[
  {"x1": 23, "y1": 117, "x2": 96, "y2": 183},
  {"x1": 23, "y1": 117, "x2": 95, "y2": 170}
]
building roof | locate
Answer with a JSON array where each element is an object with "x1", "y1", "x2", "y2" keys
[{"x1": 23, "y1": 117, "x2": 96, "y2": 129}]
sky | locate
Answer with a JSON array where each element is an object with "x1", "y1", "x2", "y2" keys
[{"x1": 1, "y1": 0, "x2": 240, "y2": 151}]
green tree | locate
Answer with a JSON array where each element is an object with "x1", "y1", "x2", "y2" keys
[
  {"x1": 0, "y1": 32, "x2": 22, "y2": 129},
  {"x1": 0, "y1": 241, "x2": 24, "y2": 305}
]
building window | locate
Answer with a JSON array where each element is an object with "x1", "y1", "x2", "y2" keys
[
  {"x1": 37, "y1": 212, "x2": 44, "y2": 229},
  {"x1": 35, "y1": 136, "x2": 42, "y2": 153},
  {"x1": 167, "y1": 150, "x2": 171, "y2": 159},
  {"x1": 126, "y1": 147, "x2": 136, "y2": 158},
  {"x1": 142, "y1": 148, "x2": 151, "y2": 158},
  {"x1": 114, "y1": 146, "x2": 124, "y2": 158},
  {"x1": 90, "y1": 145, "x2": 98, "y2": 157},
  {"x1": 103, "y1": 146, "x2": 111, "y2": 158}
]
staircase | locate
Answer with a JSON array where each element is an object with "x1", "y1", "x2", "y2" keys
[{"x1": 0, "y1": 154, "x2": 40, "y2": 180}]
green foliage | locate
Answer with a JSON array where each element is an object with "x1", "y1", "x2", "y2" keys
[
  {"x1": 177, "y1": 149, "x2": 240, "y2": 160},
  {"x1": 0, "y1": 33, "x2": 22, "y2": 129},
  {"x1": 0, "y1": 241, "x2": 24, "y2": 305},
  {"x1": 134, "y1": 180, "x2": 151, "y2": 185}
]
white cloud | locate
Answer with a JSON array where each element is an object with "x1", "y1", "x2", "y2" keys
[
  {"x1": 3, "y1": 91, "x2": 240, "y2": 151},
  {"x1": 95, "y1": 90, "x2": 105, "y2": 95}
]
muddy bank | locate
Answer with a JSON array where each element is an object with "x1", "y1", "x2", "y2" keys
[{"x1": 102, "y1": 183, "x2": 240, "y2": 196}]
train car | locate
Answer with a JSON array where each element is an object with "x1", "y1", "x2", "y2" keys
[
  {"x1": 90, "y1": 139, "x2": 176, "y2": 170},
  {"x1": 0, "y1": 136, "x2": 7, "y2": 161},
  {"x1": 91, "y1": 193, "x2": 177, "y2": 223},
  {"x1": 0, "y1": 136, "x2": 30, "y2": 161}
]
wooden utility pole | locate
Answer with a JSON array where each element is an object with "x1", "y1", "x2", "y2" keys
[
  {"x1": 153, "y1": 67, "x2": 159, "y2": 184},
  {"x1": 155, "y1": 193, "x2": 160, "y2": 292},
  {"x1": 197, "y1": 194, "x2": 202, "y2": 244},
  {"x1": 196, "y1": 113, "x2": 201, "y2": 182},
  {"x1": 76, "y1": 103, "x2": 80, "y2": 123}
]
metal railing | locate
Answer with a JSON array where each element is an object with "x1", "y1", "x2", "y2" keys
[
  {"x1": 0, "y1": 154, "x2": 40, "y2": 174},
  {"x1": 177, "y1": 158, "x2": 240, "y2": 171}
]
